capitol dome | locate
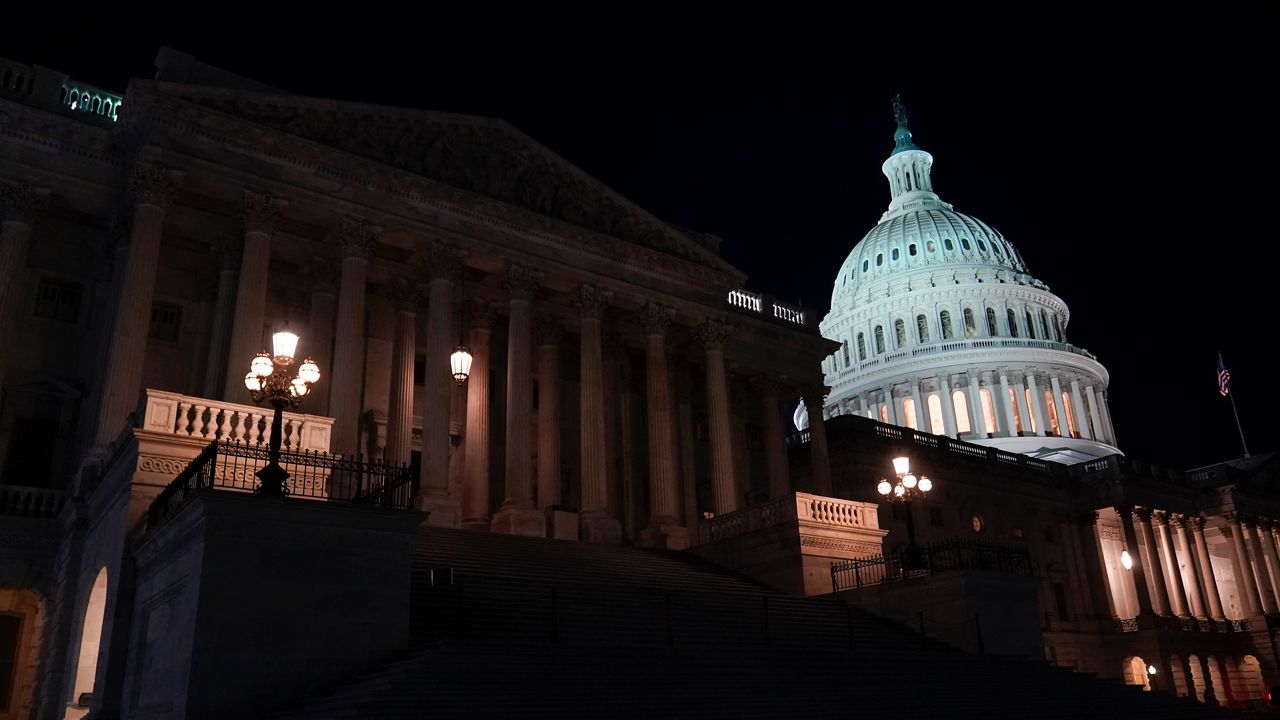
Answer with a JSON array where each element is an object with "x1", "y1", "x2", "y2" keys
[{"x1": 819, "y1": 98, "x2": 1118, "y2": 464}]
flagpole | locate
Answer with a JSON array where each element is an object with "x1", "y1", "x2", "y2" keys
[{"x1": 1229, "y1": 390, "x2": 1250, "y2": 459}]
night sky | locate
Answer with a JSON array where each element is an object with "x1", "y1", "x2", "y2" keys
[{"x1": 8, "y1": 2, "x2": 1276, "y2": 469}]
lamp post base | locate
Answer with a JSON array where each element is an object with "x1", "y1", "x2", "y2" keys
[{"x1": 256, "y1": 463, "x2": 290, "y2": 497}]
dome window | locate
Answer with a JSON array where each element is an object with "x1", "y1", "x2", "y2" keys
[
  {"x1": 944, "y1": 238, "x2": 954, "y2": 251},
  {"x1": 916, "y1": 314, "x2": 930, "y2": 343},
  {"x1": 842, "y1": 341, "x2": 851, "y2": 366},
  {"x1": 985, "y1": 308, "x2": 998, "y2": 336},
  {"x1": 894, "y1": 319, "x2": 906, "y2": 348},
  {"x1": 977, "y1": 239, "x2": 988, "y2": 252},
  {"x1": 1007, "y1": 308, "x2": 1019, "y2": 338},
  {"x1": 927, "y1": 240, "x2": 936, "y2": 253},
  {"x1": 963, "y1": 308, "x2": 977, "y2": 337},
  {"x1": 909, "y1": 244, "x2": 918, "y2": 256},
  {"x1": 874, "y1": 326, "x2": 885, "y2": 354},
  {"x1": 876, "y1": 253, "x2": 884, "y2": 267},
  {"x1": 940, "y1": 310, "x2": 954, "y2": 340},
  {"x1": 961, "y1": 238, "x2": 972, "y2": 251},
  {"x1": 992, "y1": 242, "x2": 1003, "y2": 257},
  {"x1": 857, "y1": 333, "x2": 866, "y2": 361},
  {"x1": 891, "y1": 248, "x2": 900, "y2": 262},
  {"x1": 862, "y1": 260, "x2": 869, "y2": 273},
  {"x1": 1025, "y1": 309, "x2": 1036, "y2": 339}
]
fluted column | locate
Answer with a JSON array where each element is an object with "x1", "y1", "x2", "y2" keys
[
  {"x1": 882, "y1": 384, "x2": 899, "y2": 426},
  {"x1": 385, "y1": 281, "x2": 420, "y2": 466},
  {"x1": 1025, "y1": 370, "x2": 1048, "y2": 436},
  {"x1": 805, "y1": 387, "x2": 833, "y2": 497},
  {"x1": 996, "y1": 370, "x2": 1017, "y2": 436},
  {"x1": 965, "y1": 372, "x2": 984, "y2": 435},
  {"x1": 1153, "y1": 511, "x2": 1191, "y2": 618},
  {"x1": 95, "y1": 164, "x2": 183, "y2": 445},
  {"x1": 223, "y1": 191, "x2": 287, "y2": 401},
  {"x1": 698, "y1": 319, "x2": 737, "y2": 515},
  {"x1": 908, "y1": 378, "x2": 928, "y2": 432},
  {"x1": 328, "y1": 218, "x2": 378, "y2": 455},
  {"x1": 1224, "y1": 516, "x2": 1263, "y2": 616},
  {"x1": 1085, "y1": 514, "x2": 1121, "y2": 619},
  {"x1": 1191, "y1": 517, "x2": 1227, "y2": 621},
  {"x1": 754, "y1": 375, "x2": 791, "y2": 499},
  {"x1": 535, "y1": 315, "x2": 563, "y2": 513},
  {"x1": 1133, "y1": 508, "x2": 1171, "y2": 616},
  {"x1": 1049, "y1": 373, "x2": 1066, "y2": 436},
  {"x1": 1120, "y1": 508, "x2": 1157, "y2": 617},
  {"x1": 577, "y1": 284, "x2": 619, "y2": 543},
  {"x1": 1245, "y1": 519, "x2": 1279, "y2": 613},
  {"x1": 302, "y1": 262, "x2": 337, "y2": 417},
  {"x1": 462, "y1": 301, "x2": 497, "y2": 530},
  {"x1": 639, "y1": 304, "x2": 686, "y2": 549},
  {"x1": 1099, "y1": 390, "x2": 1118, "y2": 445},
  {"x1": 200, "y1": 235, "x2": 240, "y2": 399},
  {"x1": 1255, "y1": 520, "x2": 1280, "y2": 605},
  {"x1": 0, "y1": 184, "x2": 48, "y2": 386},
  {"x1": 937, "y1": 375, "x2": 958, "y2": 437},
  {"x1": 1085, "y1": 385, "x2": 1106, "y2": 442},
  {"x1": 418, "y1": 243, "x2": 463, "y2": 526},
  {"x1": 492, "y1": 265, "x2": 544, "y2": 537},
  {"x1": 1171, "y1": 515, "x2": 1208, "y2": 619},
  {"x1": 1069, "y1": 377, "x2": 1093, "y2": 440},
  {"x1": 1013, "y1": 372, "x2": 1033, "y2": 435}
]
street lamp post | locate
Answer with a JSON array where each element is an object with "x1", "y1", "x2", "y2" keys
[
  {"x1": 876, "y1": 455, "x2": 935, "y2": 568},
  {"x1": 243, "y1": 330, "x2": 321, "y2": 496}
]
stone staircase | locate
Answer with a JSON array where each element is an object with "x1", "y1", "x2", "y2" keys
[{"x1": 272, "y1": 527, "x2": 1239, "y2": 719}]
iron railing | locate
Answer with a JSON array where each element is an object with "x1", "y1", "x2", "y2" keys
[
  {"x1": 831, "y1": 538, "x2": 1033, "y2": 592},
  {"x1": 143, "y1": 440, "x2": 414, "y2": 534}
]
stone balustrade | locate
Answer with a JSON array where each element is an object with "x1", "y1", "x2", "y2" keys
[
  {"x1": 702, "y1": 491, "x2": 880, "y2": 543},
  {"x1": 61, "y1": 81, "x2": 122, "y2": 121},
  {"x1": 0, "y1": 485, "x2": 66, "y2": 518},
  {"x1": 139, "y1": 389, "x2": 334, "y2": 453},
  {"x1": 725, "y1": 289, "x2": 807, "y2": 327}
]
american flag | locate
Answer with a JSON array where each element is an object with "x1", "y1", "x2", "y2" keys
[{"x1": 1218, "y1": 353, "x2": 1231, "y2": 397}]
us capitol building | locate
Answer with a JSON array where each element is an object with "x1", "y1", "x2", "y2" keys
[{"x1": 0, "y1": 49, "x2": 1275, "y2": 720}]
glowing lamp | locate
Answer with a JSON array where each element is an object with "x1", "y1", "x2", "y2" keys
[
  {"x1": 244, "y1": 372, "x2": 262, "y2": 392},
  {"x1": 272, "y1": 331, "x2": 300, "y2": 362},
  {"x1": 892, "y1": 456, "x2": 911, "y2": 476},
  {"x1": 1120, "y1": 550, "x2": 1134, "y2": 570},
  {"x1": 451, "y1": 345, "x2": 473, "y2": 385},
  {"x1": 877, "y1": 480, "x2": 892, "y2": 496},
  {"x1": 918, "y1": 477, "x2": 933, "y2": 493},
  {"x1": 298, "y1": 359, "x2": 321, "y2": 385},
  {"x1": 893, "y1": 484, "x2": 905, "y2": 497},
  {"x1": 1147, "y1": 665, "x2": 1157, "y2": 676},
  {"x1": 251, "y1": 352, "x2": 273, "y2": 378},
  {"x1": 289, "y1": 377, "x2": 309, "y2": 397},
  {"x1": 902, "y1": 473, "x2": 918, "y2": 489}
]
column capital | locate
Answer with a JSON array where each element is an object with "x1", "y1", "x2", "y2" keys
[
  {"x1": 505, "y1": 264, "x2": 544, "y2": 302},
  {"x1": 695, "y1": 318, "x2": 732, "y2": 350},
  {"x1": 640, "y1": 303, "x2": 675, "y2": 336},
  {"x1": 468, "y1": 300, "x2": 500, "y2": 332},
  {"x1": 239, "y1": 190, "x2": 288, "y2": 234},
  {"x1": 1191, "y1": 515, "x2": 1208, "y2": 532},
  {"x1": 337, "y1": 217, "x2": 381, "y2": 259},
  {"x1": 1077, "y1": 510, "x2": 1101, "y2": 527},
  {"x1": 0, "y1": 182, "x2": 50, "y2": 223},
  {"x1": 129, "y1": 162, "x2": 183, "y2": 208},
  {"x1": 420, "y1": 241, "x2": 464, "y2": 281},
  {"x1": 1169, "y1": 513, "x2": 1189, "y2": 530},
  {"x1": 571, "y1": 282, "x2": 610, "y2": 318},
  {"x1": 1150, "y1": 509, "x2": 1169, "y2": 528},
  {"x1": 210, "y1": 232, "x2": 242, "y2": 271},
  {"x1": 1224, "y1": 511, "x2": 1245, "y2": 525},
  {"x1": 387, "y1": 279, "x2": 425, "y2": 312},
  {"x1": 802, "y1": 385, "x2": 830, "y2": 405},
  {"x1": 533, "y1": 314, "x2": 564, "y2": 345},
  {"x1": 936, "y1": 372, "x2": 952, "y2": 387}
]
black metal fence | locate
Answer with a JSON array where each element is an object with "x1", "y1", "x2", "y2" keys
[
  {"x1": 831, "y1": 538, "x2": 1033, "y2": 592},
  {"x1": 143, "y1": 440, "x2": 414, "y2": 534}
]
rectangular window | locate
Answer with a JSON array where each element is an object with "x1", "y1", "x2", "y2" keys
[
  {"x1": 33, "y1": 278, "x2": 82, "y2": 323},
  {"x1": 148, "y1": 302, "x2": 182, "y2": 342}
]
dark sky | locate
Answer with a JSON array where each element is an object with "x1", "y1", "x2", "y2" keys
[{"x1": 8, "y1": 2, "x2": 1277, "y2": 469}]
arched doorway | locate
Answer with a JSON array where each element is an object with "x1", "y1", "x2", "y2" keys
[
  {"x1": 1207, "y1": 655, "x2": 1229, "y2": 706},
  {"x1": 0, "y1": 587, "x2": 45, "y2": 720},
  {"x1": 1238, "y1": 655, "x2": 1265, "y2": 703},
  {"x1": 1123, "y1": 656, "x2": 1151, "y2": 691},
  {"x1": 1169, "y1": 655, "x2": 1189, "y2": 697},
  {"x1": 65, "y1": 568, "x2": 107, "y2": 720},
  {"x1": 1187, "y1": 654, "x2": 1206, "y2": 703}
]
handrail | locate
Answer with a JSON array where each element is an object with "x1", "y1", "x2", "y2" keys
[{"x1": 831, "y1": 537, "x2": 1033, "y2": 592}]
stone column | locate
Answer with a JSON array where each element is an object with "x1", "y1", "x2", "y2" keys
[
  {"x1": 637, "y1": 303, "x2": 686, "y2": 549},
  {"x1": 576, "y1": 284, "x2": 619, "y2": 542},
  {"x1": 200, "y1": 235, "x2": 241, "y2": 399},
  {"x1": 462, "y1": 301, "x2": 497, "y2": 530},
  {"x1": 909, "y1": 378, "x2": 928, "y2": 432},
  {"x1": 1224, "y1": 516, "x2": 1263, "y2": 616},
  {"x1": 385, "y1": 281, "x2": 420, "y2": 466},
  {"x1": 1013, "y1": 372, "x2": 1033, "y2": 435},
  {"x1": 1245, "y1": 519, "x2": 1279, "y2": 613},
  {"x1": 0, "y1": 183, "x2": 48, "y2": 386},
  {"x1": 1085, "y1": 385, "x2": 1106, "y2": 442},
  {"x1": 754, "y1": 374, "x2": 790, "y2": 499},
  {"x1": 880, "y1": 385, "x2": 897, "y2": 425},
  {"x1": 1025, "y1": 370, "x2": 1048, "y2": 436},
  {"x1": 95, "y1": 164, "x2": 182, "y2": 445},
  {"x1": 223, "y1": 191, "x2": 286, "y2": 401},
  {"x1": 328, "y1": 218, "x2": 378, "y2": 455},
  {"x1": 1133, "y1": 508, "x2": 1171, "y2": 616},
  {"x1": 491, "y1": 265, "x2": 544, "y2": 537},
  {"x1": 535, "y1": 315, "x2": 563, "y2": 513},
  {"x1": 1171, "y1": 515, "x2": 1208, "y2": 619},
  {"x1": 1191, "y1": 517, "x2": 1227, "y2": 621},
  {"x1": 1085, "y1": 514, "x2": 1121, "y2": 619},
  {"x1": 1152, "y1": 511, "x2": 1191, "y2": 618},
  {"x1": 1069, "y1": 377, "x2": 1093, "y2": 440},
  {"x1": 937, "y1": 374, "x2": 958, "y2": 437},
  {"x1": 301, "y1": 262, "x2": 337, "y2": 417},
  {"x1": 698, "y1": 319, "x2": 738, "y2": 516},
  {"x1": 1255, "y1": 521, "x2": 1280, "y2": 606},
  {"x1": 965, "y1": 372, "x2": 984, "y2": 435},
  {"x1": 805, "y1": 387, "x2": 833, "y2": 497},
  {"x1": 419, "y1": 243, "x2": 463, "y2": 527},
  {"x1": 1099, "y1": 390, "x2": 1118, "y2": 445},
  {"x1": 1119, "y1": 508, "x2": 1156, "y2": 617},
  {"x1": 1048, "y1": 373, "x2": 1066, "y2": 435},
  {"x1": 996, "y1": 370, "x2": 1017, "y2": 436},
  {"x1": 857, "y1": 392, "x2": 870, "y2": 420}
]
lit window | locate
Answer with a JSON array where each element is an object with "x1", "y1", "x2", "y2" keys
[
  {"x1": 916, "y1": 314, "x2": 929, "y2": 343},
  {"x1": 148, "y1": 302, "x2": 182, "y2": 342},
  {"x1": 1062, "y1": 392, "x2": 1078, "y2": 437},
  {"x1": 33, "y1": 279, "x2": 83, "y2": 323},
  {"x1": 894, "y1": 319, "x2": 906, "y2": 347},
  {"x1": 927, "y1": 394, "x2": 945, "y2": 435},
  {"x1": 952, "y1": 389, "x2": 971, "y2": 433},
  {"x1": 927, "y1": 240, "x2": 937, "y2": 252},
  {"x1": 992, "y1": 241, "x2": 1003, "y2": 257},
  {"x1": 1025, "y1": 309, "x2": 1036, "y2": 339},
  {"x1": 979, "y1": 387, "x2": 998, "y2": 434},
  {"x1": 1044, "y1": 389, "x2": 1061, "y2": 436},
  {"x1": 1008, "y1": 387, "x2": 1023, "y2": 434},
  {"x1": 940, "y1": 310, "x2": 954, "y2": 339},
  {"x1": 972, "y1": 514, "x2": 985, "y2": 533},
  {"x1": 901, "y1": 398, "x2": 917, "y2": 429},
  {"x1": 1024, "y1": 388, "x2": 1039, "y2": 433}
]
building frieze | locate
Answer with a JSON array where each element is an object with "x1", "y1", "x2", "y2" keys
[
  {"x1": 0, "y1": 97, "x2": 122, "y2": 167},
  {"x1": 828, "y1": 344, "x2": 1109, "y2": 395}
]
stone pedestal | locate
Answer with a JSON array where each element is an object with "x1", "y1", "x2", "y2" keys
[
  {"x1": 639, "y1": 521, "x2": 690, "y2": 551},
  {"x1": 580, "y1": 510, "x2": 622, "y2": 545},
  {"x1": 546, "y1": 508, "x2": 579, "y2": 541},
  {"x1": 417, "y1": 494, "x2": 460, "y2": 529},
  {"x1": 491, "y1": 502, "x2": 545, "y2": 537}
]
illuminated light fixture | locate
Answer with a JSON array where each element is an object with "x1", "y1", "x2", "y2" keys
[
  {"x1": 251, "y1": 352, "x2": 273, "y2": 378},
  {"x1": 918, "y1": 477, "x2": 933, "y2": 493},
  {"x1": 298, "y1": 359, "x2": 321, "y2": 385},
  {"x1": 1147, "y1": 664, "x2": 1157, "y2": 676},
  {"x1": 902, "y1": 473, "x2": 918, "y2": 489},
  {"x1": 272, "y1": 330, "x2": 300, "y2": 363},
  {"x1": 892, "y1": 456, "x2": 911, "y2": 476},
  {"x1": 1120, "y1": 550, "x2": 1134, "y2": 570},
  {"x1": 243, "y1": 330, "x2": 323, "y2": 496},
  {"x1": 877, "y1": 479, "x2": 892, "y2": 496},
  {"x1": 894, "y1": 484, "x2": 905, "y2": 497},
  {"x1": 451, "y1": 345, "x2": 473, "y2": 386}
]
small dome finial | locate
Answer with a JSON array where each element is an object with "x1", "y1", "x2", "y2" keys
[{"x1": 891, "y1": 93, "x2": 920, "y2": 155}]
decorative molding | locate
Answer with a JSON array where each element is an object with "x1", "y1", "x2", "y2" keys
[
  {"x1": 639, "y1": 303, "x2": 675, "y2": 336},
  {"x1": 239, "y1": 190, "x2": 288, "y2": 233},
  {"x1": 337, "y1": 216, "x2": 380, "y2": 259},
  {"x1": 129, "y1": 162, "x2": 183, "y2": 207},
  {"x1": 798, "y1": 535, "x2": 882, "y2": 555},
  {"x1": 420, "y1": 240, "x2": 464, "y2": 281},
  {"x1": 574, "y1": 283, "x2": 611, "y2": 318},
  {"x1": 136, "y1": 453, "x2": 192, "y2": 476},
  {"x1": 387, "y1": 279, "x2": 424, "y2": 312}
]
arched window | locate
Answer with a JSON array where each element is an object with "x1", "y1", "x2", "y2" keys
[
  {"x1": 876, "y1": 253, "x2": 884, "y2": 266},
  {"x1": 927, "y1": 240, "x2": 936, "y2": 252},
  {"x1": 916, "y1": 314, "x2": 930, "y2": 343},
  {"x1": 1187, "y1": 654, "x2": 1206, "y2": 703},
  {"x1": 874, "y1": 326, "x2": 885, "y2": 354},
  {"x1": 1169, "y1": 655, "x2": 1189, "y2": 698},
  {"x1": 1123, "y1": 657, "x2": 1152, "y2": 691},
  {"x1": 1040, "y1": 310, "x2": 1050, "y2": 340},
  {"x1": 1025, "y1": 309, "x2": 1036, "y2": 339},
  {"x1": 908, "y1": 244, "x2": 918, "y2": 256},
  {"x1": 1024, "y1": 388, "x2": 1039, "y2": 433},
  {"x1": 964, "y1": 308, "x2": 977, "y2": 337},
  {"x1": 979, "y1": 387, "x2": 999, "y2": 435},
  {"x1": 1052, "y1": 314, "x2": 1063, "y2": 342},
  {"x1": 856, "y1": 333, "x2": 866, "y2": 361},
  {"x1": 894, "y1": 319, "x2": 906, "y2": 348},
  {"x1": 71, "y1": 568, "x2": 109, "y2": 712},
  {"x1": 901, "y1": 398, "x2": 917, "y2": 429},
  {"x1": 977, "y1": 239, "x2": 987, "y2": 252},
  {"x1": 1006, "y1": 309, "x2": 1019, "y2": 338},
  {"x1": 1239, "y1": 656, "x2": 1266, "y2": 700},
  {"x1": 927, "y1": 394, "x2": 945, "y2": 435},
  {"x1": 985, "y1": 308, "x2": 998, "y2": 336},
  {"x1": 961, "y1": 237, "x2": 972, "y2": 251},
  {"x1": 944, "y1": 238, "x2": 954, "y2": 251},
  {"x1": 841, "y1": 341, "x2": 851, "y2": 367},
  {"x1": 862, "y1": 259, "x2": 869, "y2": 272},
  {"x1": 992, "y1": 241, "x2": 1003, "y2": 257},
  {"x1": 1008, "y1": 387, "x2": 1023, "y2": 434},
  {"x1": 891, "y1": 248, "x2": 900, "y2": 261},
  {"x1": 952, "y1": 389, "x2": 972, "y2": 434},
  {"x1": 940, "y1": 310, "x2": 954, "y2": 340}
]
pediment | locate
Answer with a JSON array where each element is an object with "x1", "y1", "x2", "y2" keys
[{"x1": 155, "y1": 84, "x2": 739, "y2": 275}]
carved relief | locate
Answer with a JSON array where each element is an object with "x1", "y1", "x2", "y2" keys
[{"x1": 420, "y1": 241, "x2": 464, "y2": 281}]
